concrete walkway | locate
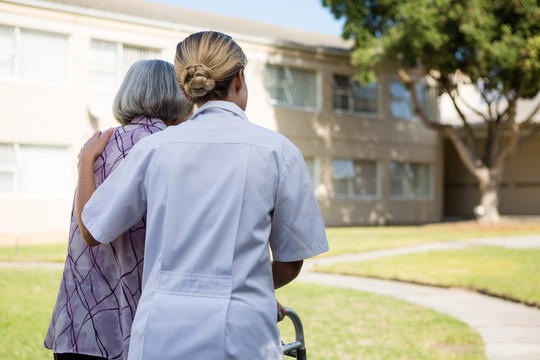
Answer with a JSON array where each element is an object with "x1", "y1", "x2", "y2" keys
[{"x1": 300, "y1": 235, "x2": 540, "y2": 360}]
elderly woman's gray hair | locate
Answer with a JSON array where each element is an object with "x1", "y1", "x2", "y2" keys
[{"x1": 113, "y1": 59, "x2": 193, "y2": 125}]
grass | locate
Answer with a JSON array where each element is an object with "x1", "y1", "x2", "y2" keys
[
  {"x1": 3, "y1": 220, "x2": 539, "y2": 359},
  {"x1": 276, "y1": 282, "x2": 485, "y2": 360},
  {"x1": 314, "y1": 246, "x2": 540, "y2": 307},
  {"x1": 324, "y1": 221, "x2": 540, "y2": 256},
  {"x1": 0, "y1": 243, "x2": 67, "y2": 263},
  {"x1": 0, "y1": 267, "x2": 62, "y2": 360},
  {"x1": 0, "y1": 266, "x2": 486, "y2": 360}
]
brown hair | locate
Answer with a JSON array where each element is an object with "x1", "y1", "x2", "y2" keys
[{"x1": 175, "y1": 31, "x2": 247, "y2": 103}]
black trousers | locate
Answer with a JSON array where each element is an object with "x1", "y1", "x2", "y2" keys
[{"x1": 54, "y1": 353, "x2": 107, "y2": 360}]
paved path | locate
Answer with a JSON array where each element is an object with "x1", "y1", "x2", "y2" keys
[{"x1": 301, "y1": 235, "x2": 540, "y2": 360}]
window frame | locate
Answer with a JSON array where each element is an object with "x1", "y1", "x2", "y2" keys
[
  {"x1": 89, "y1": 39, "x2": 163, "y2": 90},
  {"x1": 0, "y1": 24, "x2": 71, "y2": 85},
  {"x1": 332, "y1": 74, "x2": 379, "y2": 115},
  {"x1": 389, "y1": 81, "x2": 436, "y2": 121},
  {"x1": 0, "y1": 143, "x2": 17, "y2": 194},
  {"x1": 332, "y1": 158, "x2": 379, "y2": 199},
  {"x1": 264, "y1": 64, "x2": 319, "y2": 111},
  {"x1": 389, "y1": 161, "x2": 434, "y2": 199},
  {"x1": 0, "y1": 143, "x2": 71, "y2": 197}
]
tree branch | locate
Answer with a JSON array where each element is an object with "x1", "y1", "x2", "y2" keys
[
  {"x1": 397, "y1": 69, "x2": 440, "y2": 131},
  {"x1": 438, "y1": 78, "x2": 480, "y2": 160},
  {"x1": 489, "y1": 94, "x2": 516, "y2": 167},
  {"x1": 454, "y1": 85, "x2": 489, "y2": 121},
  {"x1": 495, "y1": 120, "x2": 520, "y2": 171},
  {"x1": 444, "y1": 127, "x2": 483, "y2": 180},
  {"x1": 479, "y1": 90, "x2": 495, "y2": 123}
]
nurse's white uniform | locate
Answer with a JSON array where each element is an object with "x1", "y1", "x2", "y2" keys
[{"x1": 82, "y1": 101, "x2": 329, "y2": 359}]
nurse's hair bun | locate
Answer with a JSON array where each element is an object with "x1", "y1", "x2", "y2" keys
[
  {"x1": 181, "y1": 64, "x2": 216, "y2": 98},
  {"x1": 175, "y1": 31, "x2": 247, "y2": 102}
]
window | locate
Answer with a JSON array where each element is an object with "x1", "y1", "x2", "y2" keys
[
  {"x1": 390, "y1": 161, "x2": 432, "y2": 198},
  {"x1": 333, "y1": 75, "x2": 378, "y2": 114},
  {"x1": 390, "y1": 81, "x2": 436, "y2": 120},
  {"x1": 0, "y1": 25, "x2": 69, "y2": 83},
  {"x1": 265, "y1": 65, "x2": 317, "y2": 109},
  {"x1": 303, "y1": 157, "x2": 318, "y2": 189},
  {"x1": 0, "y1": 144, "x2": 15, "y2": 193},
  {"x1": 332, "y1": 158, "x2": 377, "y2": 198},
  {"x1": 0, "y1": 26, "x2": 15, "y2": 78},
  {"x1": 89, "y1": 39, "x2": 162, "y2": 88},
  {"x1": 0, "y1": 143, "x2": 70, "y2": 195}
]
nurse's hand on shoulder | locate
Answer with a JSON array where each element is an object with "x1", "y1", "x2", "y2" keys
[{"x1": 78, "y1": 128, "x2": 114, "y2": 167}]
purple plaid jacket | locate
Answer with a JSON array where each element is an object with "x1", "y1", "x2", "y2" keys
[{"x1": 44, "y1": 116, "x2": 167, "y2": 359}]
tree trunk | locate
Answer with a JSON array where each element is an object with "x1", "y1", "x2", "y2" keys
[{"x1": 475, "y1": 169, "x2": 501, "y2": 224}]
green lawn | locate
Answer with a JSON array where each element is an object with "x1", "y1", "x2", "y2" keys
[
  {"x1": 0, "y1": 267, "x2": 62, "y2": 360},
  {"x1": 0, "y1": 266, "x2": 485, "y2": 360},
  {"x1": 0, "y1": 243, "x2": 67, "y2": 263},
  {"x1": 277, "y1": 282, "x2": 485, "y2": 360},
  {"x1": 324, "y1": 221, "x2": 540, "y2": 256},
  {"x1": 315, "y1": 246, "x2": 540, "y2": 306}
]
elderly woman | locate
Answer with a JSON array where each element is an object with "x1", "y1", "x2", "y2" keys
[
  {"x1": 76, "y1": 31, "x2": 328, "y2": 360},
  {"x1": 44, "y1": 59, "x2": 193, "y2": 360}
]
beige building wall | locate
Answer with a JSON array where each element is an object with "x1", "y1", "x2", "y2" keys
[
  {"x1": 0, "y1": 1, "x2": 184, "y2": 234},
  {"x1": 0, "y1": 0, "x2": 444, "y2": 237}
]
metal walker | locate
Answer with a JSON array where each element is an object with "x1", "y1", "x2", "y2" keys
[{"x1": 281, "y1": 307, "x2": 307, "y2": 359}]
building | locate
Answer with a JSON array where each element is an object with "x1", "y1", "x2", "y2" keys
[{"x1": 0, "y1": 0, "x2": 445, "y2": 237}]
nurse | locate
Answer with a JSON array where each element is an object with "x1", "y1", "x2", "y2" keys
[{"x1": 76, "y1": 31, "x2": 329, "y2": 359}]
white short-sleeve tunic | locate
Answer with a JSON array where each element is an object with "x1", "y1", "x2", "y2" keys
[{"x1": 82, "y1": 101, "x2": 329, "y2": 360}]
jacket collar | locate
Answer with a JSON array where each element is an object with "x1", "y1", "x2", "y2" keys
[{"x1": 131, "y1": 115, "x2": 167, "y2": 130}]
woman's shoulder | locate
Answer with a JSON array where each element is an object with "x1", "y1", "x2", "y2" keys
[
  {"x1": 114, "y1": 117, "x2": 165, "y2": 141},
  {"x1": 99, "y1": 119, "x2": 164, "y2": 161},
  {"x1": 122, "y1": 116, "x2": 167, "y2": 134}
]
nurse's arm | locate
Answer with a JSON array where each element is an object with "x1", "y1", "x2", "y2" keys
[
  {"x1": 272, "y1": 260, "x2": 303, "y2": 289},
  {"x1": 75, "y1": 129, "x2": 113, "y2": 247}
]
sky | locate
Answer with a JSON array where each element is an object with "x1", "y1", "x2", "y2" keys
[{"x1": 144, "y1": 0, "x2": 345, "y2": 36}]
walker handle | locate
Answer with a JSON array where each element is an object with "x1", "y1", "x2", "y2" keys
[{"x1": 281, "y1": 307, "x2": 307, "y2": 359}]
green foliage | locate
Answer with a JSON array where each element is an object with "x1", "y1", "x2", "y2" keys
[{"x1": 323, "y1": 0, "x2": 540, "y2": 96}]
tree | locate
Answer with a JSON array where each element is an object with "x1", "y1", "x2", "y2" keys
[{"x1": 323, "y1": 0, "x2": 540, "y2": 223}]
